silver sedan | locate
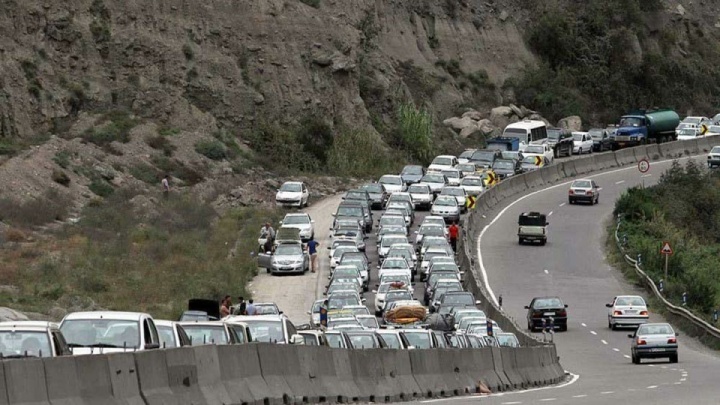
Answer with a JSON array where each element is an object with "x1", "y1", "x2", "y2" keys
[{"x1": 629, "y1": 323, "x2": 678, "y2": 364}]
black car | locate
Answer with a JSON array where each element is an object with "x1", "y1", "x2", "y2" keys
[
  {"x1": 431, "y1": 291, "x2": 480, "y2": 314},
  {"x1": 401, "y1": 165, "x2": 426, "y2": 185},
  {"x1": 546, "y1": 127, "x2": 573, "y2": 158},
  {"x1": 525, "y1": 296, "x2": 568, "y2": 332},
  {"x1": 491, "y1": 158, "x2": 522, "y2": 180},
  {"x1": 589, "y1": 128, "x2": 612, "y2": 152},
  {"x1": 337, "y1": 201, "x2": 372, "y2": 233},
  {"x1": 469, "y1": 149, "x2": 503, "y2": 169},
  {"x1": 343, "y1": 189, "x2": 373, "y2": 212},
  {"x1": 360, "y1": 183, "x2": 388, "y2": 209}
]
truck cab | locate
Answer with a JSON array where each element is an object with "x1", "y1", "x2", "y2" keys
[{"x1": 518, "y1": 212, "x2": 548, "y2": 246}]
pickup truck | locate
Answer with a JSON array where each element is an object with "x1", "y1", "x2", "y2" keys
[{"x1": 518, "y1": 212, "x2": 548, "y2": 245}]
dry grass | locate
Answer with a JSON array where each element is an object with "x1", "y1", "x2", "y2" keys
[{"x1": 0, "y1": 191, "x2": 284, "y2": 319}]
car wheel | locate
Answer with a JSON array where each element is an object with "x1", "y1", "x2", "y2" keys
[
  {"x1": 670, "y1": 354, "x2": 678, "y2": 363},
  {"x1": 528, "y1": 321, "x2": 533, "y2": 332},
  {"x1": 266, "y1": 268, "x2": 271, "y2": 274},
  {"x1": 375, "y1": 310, "x2": 381, "y2": 317},
  {"x1": 540, "y1": 239, "x2": 547, "y2": 246},
  {"x1": 568, "y1": 198, "x2": 573, "y2": 204},
  {"x1": 518, "y1": 237, "x2": 523, "y2": 245},
  {"x1": 632, "y1": 353, "x2": 640, "y2": 364},
  {"x1": 560, "y1": 324, "x2": 567, "y2": 332}
]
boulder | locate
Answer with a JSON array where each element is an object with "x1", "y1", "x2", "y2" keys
[
  {"x1": 489, "y1": 106, "x2": 515, "y2": 129},
  {"x1": 0, "y1": 307, "x2": 29, "y2": 322},
  {"x1": 461, "y1": 110, "x2": 484, "y2": 121},
  {"x1": 442, "y1": 116, "x2": 477, "y2": 131},
  {"x1": 459, "y1": 123, "x2": 482, "y2": 139},
  {"x1": 558, "y1": 116, "x2": 583, "y2": 132},
  {"x1": 477, "y1": 119, "x2": 496, "y2": 136},
  {"x1": 509, "y1": 104, "x2": 523, "y2": 118}
]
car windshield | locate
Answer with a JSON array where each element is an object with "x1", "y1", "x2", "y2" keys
[
  {"x1": 325, "y1": 333, "x2": 345, "y2": 348},
  {"x1": 381, "y1": 216, "x2": 406, "y2": 226},
  {"x1": 712, "y1": 146, "x2": 720, "y2": 154},
  {"x1": 524, "y1": 145, "x2": 544, "y2": 154},
  {"x1": 572, "y1": 180, "x2": 591, "y2": 188},
  {"x1": 403, "y1": 332, "x2": 432, "y2": 349},
  {"x1": 420, "y1": 226, "x2": 445, "y2": 236},
  {"x1": 532, "y1": 298, "x2": 564, "y2": 309},
  {"x1": 61, "y1": 319, "x2": 140, "y2": 348},
  {"x1": 432, "y1": 157, "x2": 453, "y2": 166},
  {"x1": 241, "y1": 320, "x2": 286, "y2": 343},
  {"x1": 275, "y1": 245, "x2": 302, "y2": 256},
  {"x1": 572, "y1": 133, "x2": 587, "y2": 141},
  {"x1": 589, "y1": 129, "x2": 605, "y2": 139},
  {"x1": 382, "y1": 237, "x2": 407, "y2": 248},
  {"x1": 283, "y1": 215, "x2": 309, "y2": 225},
  {"x1": 443, "y1": 294, "x2": 474, "y2": 305},
  {"x1": 432, "y1": 263, "x2": 459, "y2": 272},
  {"x1": 386, "y1": 291, "x2": 412, "y2": 301},
  {"x1": 183, "y1": 325, "x2": 228, "y2": 346},
  {"x1": 471, "y1": 151, "x2": 495, "y2": 162},
  {"x1": 441, "y1": 170, "x2": 459, "y2": 178},
  {"x1": 328, "y1": 318, "x2": 360, "y2": 328},
  {"x1": 620, "y1": 117, "x2": 643, "y2": 127},
  {"x1": 333, "y1": 247, "x2": 356, "y2": 258},
  {"x1": 616, "y1": 297, "x2": 646, "y2": 306},
  {"x1": 334, "y1": 268, "x2": 359, "y2": 278},
  {"x1": 328, "y1": 283, "x2": 358, "y2": 294},
  {"x1": 522, "y1": 156, "x2": 541, "y2": 164},
  {"x1": 346, "y1": 191, "x2": 366, "y2": 200},
  {"x1": 678, "y1": 129, "x2": 696, "y2": 136},
  {"x1": 402, "y1": 165, "x2": 424, "y2": 175},
  {"x1": 349, "y1": 335, "x2": 377, "y2": 349},
  {"x1": 493, "y1": 161, "x2": 514, "y2": 170},
  {"x1": 461, "y1": 178, "x2": 483, "y2": 186},
  {"x1": 0, "y1": 331, "x2": 53, "y2": 358},
  {"x1": 362, "y1": 183, "x2": 383, "y2": 193},
  {"x1": 428, "y1": 273, "x2": 457, "y2": 285},
  {"x1": 280, "y1": 183, "x2": 302, "y2": 192},
  {"x1": 422, "y1": 174, "x2": 444, "y2": 183},
  {"x1": 637, "y1": 324, "x2": 674, "y2": 335},
  {"x1": 357, "y1": 317, "x2": 379, "y2": 329},
  {"x1": 329, "y1": 296, "x2": 361, "y2": 309},
  {"x1": 457, "y1": 164, "x2": 475, "y2": 172},
  {"x1": 408, "y1": 185, "x2": 430, "y2": 194},
  {"x1": 380, "y1": 176, "x2": 402, "y2": 185},
  {"x1": 497, "y1": 334, "x2": 519, "y2": 347},
  {"x1": 156, "y1": 326, "x2": 177, "y2": 348},
  {"x1": 379, "y1": 333, "x2": 401, "y2": 348},
  {"x1": 434, "y1": 197, "x2": 457, "y2": 206},
  {"x1": 336, "y1": 206, "x2": 362, "y2": 217},
  {"x1": 547, "y1": 129, "x2": 561, "y2": 139},
  {"x1": 383, "y1": 258, "x2": 408, "y2": 269},
  {"x1": 459, "y1": 150, "x2": 475, "y2": 159},
  {"x1": 442, "y1": 188, "x2": 464, "y2": 196}
]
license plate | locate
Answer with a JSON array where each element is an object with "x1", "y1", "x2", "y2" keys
[
  {"x1": 650, "y1": 348, "x2": 665, "y2": 352},
  {"x1": 543, "y1": 312, "x2": 555, "y2": 316},
  {"x1": 618, "y1": 142, "x2": 625, "y2": 147},
  {"x1": 625, "y1": 310, "x2": 638, "y2": 314}
]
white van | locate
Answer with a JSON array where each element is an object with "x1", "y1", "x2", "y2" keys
[{"x1": 502, "y1": 120, "x2": 548, "y2": 151}]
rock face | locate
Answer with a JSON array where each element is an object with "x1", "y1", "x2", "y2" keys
[
  {"x1": 442, "y1": 105, "x2": 550, "y2": 142},
  {"x1": 558, "y1": 116, "x2": 583, "y2": 132},
  {"x1": 0, "y1": 307, "x2": 29, "y2": 322}
]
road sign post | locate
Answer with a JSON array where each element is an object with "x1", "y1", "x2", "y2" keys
[
  {"x1": 638, "y1": 158, "x2": 650, "y2": 188},
  {"x1": 660, "y1": 241, "x2": 673, "y2": 281}
]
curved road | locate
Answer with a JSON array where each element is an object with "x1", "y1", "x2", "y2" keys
[{"x1": 459, "y1": 157, "x2": 720, "y2": 404}]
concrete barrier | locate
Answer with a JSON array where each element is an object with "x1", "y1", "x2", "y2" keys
[
  {"x1": 75, "y1": 354, "x2": 122, "y2": 404},
  {"x1": 614, "y1": 147, "x2": 637, "y2": 166},
  {"x1": 329, "y1": 348, "x2": 366, "y2": 402},
  {"x1": 409, "y1": 348, "x2": 451, "y2": 398},
  {"x1": 498, "y1": 347, "x2": 525, "y2": 389},
  {"x1": 3, "y1": 358, "x2": 50, "y2": 405},
  {"x1": 494, "y1": 176, "x2": 523, "y2": 202},
  {"x1": 349, "y1": 349, "x2": 397, "y2": 403},
  {"x1": 43, "y1": 356, "x2": 81, "y2": 405},
  {"x1": 165, "y1": 347, "x2": 205, "y2": 405},
  {"x1": 632, "y1": 145, "x2": 649, "y2": 162},
  {"x1": 522, "y1": 169, "x2": 545, "y2": 189},
  {"x1": 696, "y1": 136, "x2": 711, "y2": 153},
  {"x1": 570, "y1": 156, "x2": 595, "y2": 175},
  {"x1": 644, "y1": 144, "x2": 661, "y2": 161},
  {"x1": 684, "y1": 139, "x2": 700, "y2": 155},
  {"x1": 658, "y1": 141, "x2": 688, "y2": 159},
  {"x1": 705, "y1": 134, "x2": 720, "y2": 148},
  {"x1": 488, "y1": 346, "x2": 512, "y2": 391},
  {"x1": 465, "y1": 348, "x2": 504, "y2": 393},
  {"x1": 134, "y1": 350, "x2": 176, "y2": 405},
  {"x1": 107, "y1": 353, "x2": 145, "y2": 405},
  {"x1": 592, "y1": 152, "x2": 618, "y2": 171},
  {"x1": 192, "y1": 346, "x2": 233, "y2": 405},
  {"x1": 296, "y1": 345, "x2": 359, "y2": 403},
  {"x1": 482, "y1": 187, "x2": 499, "y2": 209},
  {"x1": 255, "y1": 343, "x2": 308, "y2": 403},
  {"x1": 380, "y1": 349, "x2": 423, "y2": 400},
  {"x1": 539, "y1": 164, "x2": 563, "y2": 184},
  {"x1": 216, "y1": 344, "x2": 267, "y2": 405}
]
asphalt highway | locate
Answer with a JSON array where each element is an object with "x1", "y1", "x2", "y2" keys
[{"x1": 429, "y1": 157, "x2": 720, "y2": 404}]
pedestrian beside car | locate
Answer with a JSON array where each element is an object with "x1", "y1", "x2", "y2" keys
[
  {"x1": 220, "y1": 295, "x2": 232, "y2": 317},
  {"x1": 233, "y1": 296, "x2": 247, "y2": 315},
  {"x1": 307, "y1": 237, "x2": 319, "y2": 273},
  {"x1": 263, "y1": 222, "x2": 276, "y2": 242},
  {"x1": 246, "y1": 299, "x2": 257, "y2": 315},
  {"x1": 448, "y1": 221, "x2": 459, "y2": 253}
]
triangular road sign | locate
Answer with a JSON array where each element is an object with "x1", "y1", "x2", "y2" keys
[{"x1": 660, "y1": 241, "x2": 673, "y2": 256}]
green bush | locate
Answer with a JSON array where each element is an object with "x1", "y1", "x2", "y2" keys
[
  {"x1": 89, "y1": 179, "x2": 114, "y2": 197},
  {"x1": 299, "y1": 0, "x2": 320, "y2": 8},
  {"x1": 326, "y1": 128, "x2": 402, "y2": 178},
  {"x1": 53, "y1": 150, "x2": 72, "y2": 168},
  {"x1": 145, "y1": 135, "x2": 176, "y2": 156},
  {"x1": 129, "y1": 164, "x2": 160, "y2": 184},
  {"x1": 396, "y1": 103, "x2": 434, "y2": 164},
  {"x1": 195, "y1": 140, "x2": 227, "y2": 160},
  {"x1": 82, "y1": 110, "x2": 138, "y2": 146}
]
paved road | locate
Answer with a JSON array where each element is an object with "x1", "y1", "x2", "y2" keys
[{"x1": 428, "y1": 157, "x2": 720, "y2": 404}]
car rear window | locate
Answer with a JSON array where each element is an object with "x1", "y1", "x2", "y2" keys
[{"x1": 532, "y1": 298, "x2": 564, "y2": 309}]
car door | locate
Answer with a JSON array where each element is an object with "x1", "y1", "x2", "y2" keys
[{"x1": 257, "y1": 252, "x2": 273, "y2": 269}]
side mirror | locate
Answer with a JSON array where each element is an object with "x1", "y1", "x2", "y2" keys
[
  {"x1": 605, "y1": 303, "x2": 612, "y2": 308},
  {"x1": 675, "y1": 332, "x2": 680, "y2": 337},
  {"x1": 627, "y1": 334, "x2": 634, "y2": 339},
  {"x1": 564, "y1": 304, "x2": 568, "y2": 308},
  {"x1": 279, "y1": 221, "x2": 283, "y2": 225},
  {"x1": 306, "y1": 311, "x2": 311, "y2": 315},
  {"x1": 546, "y1": 222, "x2": 550, "y2": 226},
  {"x1": 327, "y1": 246, "x2": 331, "y2": 250},
  {"x1": 524, "y1": 306, "x2": 530, "y2": 309},
  {"x1": 311, "y1": 220, "x2": 315, "y2": 223},
  {"x1": 278, "y1": 311, "x2": 283, "y2": 315},
  {"x1": 361, "y1": 298, "x2": 367, "y2": 303}
]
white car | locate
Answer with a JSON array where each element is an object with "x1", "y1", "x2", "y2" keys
[
  {"x1": 441, "y1": 169, "x2": 463, "y2": 187},
  {"x1": 440, "y1": 186, "x2": 468, "y2": 212},
  {"x1": 59, "y1": 311, "x2": 162, "y2": 355},
  {"x1": 280, "y1": 213, "x2": 315, "y2": 242},
  {"x1": 428, "y1": 155, "x2": 458, "y2": 172},
  {"x1": 379, "y1": 235, "x2": 409, "y2": 261},
  {"x1": 328, "y1": 238, "x2": 357, "y2": 258},
  {"x1": 430, "y1": 195, "x2": 461, "y2": 223},
  {"x1": 460, "y1": 176, "x2": 485, "y2": 196},
  {"x1": 275, "y1": 181, "x2": 309, "y2": 208},
  {"x1": 676, "y1": 127, "x2": 699, "y2": 141},
  {"x1": 421, "y1": 216, "x2": 448, "y2": 230},
  {"x1": 572, "y1": 132, "x2": 593, "y2": 154},
  {"x1": 522, "y1": 144, "x2": 554, "y2": 164},
  {"x1": 331, "y1": 265, "x2": 364, "y2": 289},
  {"x1": 705, "y1": 125, "x2": 720, "y2": 136},
  {"x1": 407, "y1": 183, "x2": 433, "y2": 210},
  {"x1": 378, "y1": 257, "x2": 412, "y2": 280},
  {"x1": 681, "y1": 116, "x2": 709, "y2": 126},
  {"x1": 330, "y1": 245, "x2": 360, "y2": 269},
  {"x1": 155, "y1": 320, "x2": 191, "y2": 348},
  {"x1": 356, "y1": 315, "x2": 380, "y2": 329},
  {"x1": 307, "y1": 299, "x2": 325, "y2": 326},
  {"x1": 415, "y1": 224, "x2": 446, "y2": 245},
  {"x1": 420, "y1": 173, "x2": 448, "y2": 196},
  {"x1": 0, "y1": 321, "x2": 72, "y2": 357},
  {"x1": 419, "y1": 248, "x2": 452, "y2": 280},
  {"x1": 568, "y1": 178, "x2": 600, "y2": 205},
  {"x1": 708, "y1": 145, "x2": 720, "y2": 168},
  {"x1": 379, "y1": 175, "x2": 407, "y2": 194},
  {"x1": 606, "y1": 295, "x2": 649, "y2": 330},
  {"x1": 387, "y1": 244, "x2": 418, "y2": 272}
]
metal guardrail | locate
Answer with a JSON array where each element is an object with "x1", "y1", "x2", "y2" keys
[{"x1": 613, "y1": 219, "x2": 720, "y2": 340}]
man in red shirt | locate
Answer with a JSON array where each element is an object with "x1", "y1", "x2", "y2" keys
[{"x1": 448, "y1": 221, "x2": 459, "y2": 253}]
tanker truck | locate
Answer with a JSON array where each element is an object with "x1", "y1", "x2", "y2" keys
[{"x1": 610, "y1": 109, "x2": 680, "y2": 149}]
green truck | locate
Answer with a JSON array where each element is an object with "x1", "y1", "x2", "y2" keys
[{"x1": 611, "y1": 109, "x2": 680, "y2": 149}]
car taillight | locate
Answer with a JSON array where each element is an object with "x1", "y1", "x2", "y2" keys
[
  {"x1": 637, "y1": 338, "x2": 646, "y2": 345},
  {"x1": 613, "y1": 310, "x2": 623, "y2": 316},
  {"x1": 668, "y1": 338, "x2": 677, "y2": 344},
  {"x1": 640, "y1": 311, "x2": 648, "y2": 316},
  {"x1": 568, "y1": 190, "x2": 574, "y2": 195},
  {"x1": 585, "y1": 191, "x2": 593, "y2": 196},
  {"x1": 558, "y1": 310, "x2": 567, "y2": 317},
  {"x1": 532, "y1": 312, "x2": 543, "y2": 318}
]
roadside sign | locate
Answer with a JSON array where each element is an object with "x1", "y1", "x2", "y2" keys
[
  {"x1": 701, "y1": 124, "x2": 709, "y2": 135},
  {"x1": 466, "y1": 195, "x2": 476, "y2": 210},
  {"x1": 660, "y1": 241, "x2": 673, "y2": 256},
  {"x1": 638, "y1": 158, "x2": 650, "y2": 174},
  {"x1": 534, "y1": 156, "x2": 543, "y2": 166},
  {"x1": 487, "y1": 171, "x2": 497, "y2": 184}
]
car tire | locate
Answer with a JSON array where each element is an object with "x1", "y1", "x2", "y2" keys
[
  {"x1": 610, "y1": 322, "x2": 616, "y2": 330},
  {"x1": 528, "y1": 321, "x2": 533, "y2": 332},
  {"x1": 540, "y1": 239, "x2": 547, "y2": 246},
  {"x1": 560, "y1": 324, "x2": 567, "y2": 332},
  {"x1": 568, "y1": 198, "x2": 573, "y2": 204},
  {"x1": 670, "y1": 354, "x2": 678, "y2": 363},
  {"x1": 518, "y1": 237, "x2": 523, "y2": 245},
  {"x1": 632, "y1": 353, "x2": 640, "y2": 364}
]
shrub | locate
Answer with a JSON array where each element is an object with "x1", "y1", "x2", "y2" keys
[
  {"x1": 158, "y1": 126, "x2": 181, "y2": 137},
  {"x1": 4, "y1": 228, "x2": 27, "y2": 243},
  {"x1": 182, "y1": 43, "x2": 194, "y2": 60},
  {"x1": 299, "y1": 0, "x2": 320, "y2": 8},
  {"x1": 82, "y1": 110, "x2": 138, "y2": 146},
  {"x1": 396, "y1": 103, "x2": 434, "y2": 164},
  {"x1": 129, "y1": 164, "x2": 160, "y2": 184},
  {"x1": 52, "y1": 169, "x2": 71, "y2": 187},
  {"x1": 195, "y1": 140, "x2": 227, "y2": 160},
  {"x1": 151, "y1": 155, "x2": 205, "y2": 186},
  {"x1": 326, "y1": 129, "x2": 402, "y2": 178},
  {"x1": 89, "y1": 179, "x2": 114, "y2": 197},
  {"x1": 53, "y1": 150, "x2": 72, "y2": 168},
  {"x1": 145, "y1": 135, "x2": 176, "y2": 156},
  {"x1": 0, "y1": 189, "x2": 70, "y2": 227}
]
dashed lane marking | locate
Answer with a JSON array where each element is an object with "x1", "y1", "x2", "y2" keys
[
  {"x1": 601, "y1": 340, "x2": 608, "y2": 345},
  {"x1": 590, "y1": 331, "x2": 597, "y2": 335},
  {"x1": 642, "y1": 174, "x2": 652, "y2": 178},
  {"x1": 601, "y1": 391, "x2": 615, "y2": 395},
  {"x1": 647, "y1": 385, "x2": 658, "y2": 389},
  {"x1": 674, "y1": 382, "x2": 682, "y2": 385},
  {"x1": 559, "y1": 203, "x2": 566, "y2": 207},
  {"x1": 502, "y1": 402, "x2": 523, "y2": 405},
  {"x1": 539, "y1": 399, "x2": 557, "y2": 402},
  {"x1": 573, "y1": 395, "x2": 587, "y2": 398},
  {"x1": 613, "y1": 348, "x2": 620, "y2": 352},
  {"x1": 623, "y1": 355, "x2": 631, "y2": 359},
  {"x1": 548, "y1": 211, "x2": 554, "y2": 216},
  {"x1": 544, "y1": 269, "x2": 549, "y2": 274},
  {"x1": 615, "y1": 180, "x2": 625, "y2": 184},
  {"x1": 581, "y1": 323, "x2": 587, "y2": 327}
]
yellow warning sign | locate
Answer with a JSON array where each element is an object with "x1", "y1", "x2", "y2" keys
[
  {"x1": 534, "y1": 156, "x2": 543, "y2": 166},
  {"x1": 701, "y1": 124, "x2": 709, "y2": 135},
  {"x1": 466, "y1": 195, "x2": 476, "y2": 209}
]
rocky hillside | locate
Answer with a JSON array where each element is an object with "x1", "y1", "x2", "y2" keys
[{"x1": 0, "y1": 0, "x2": 717, "y2": 228}]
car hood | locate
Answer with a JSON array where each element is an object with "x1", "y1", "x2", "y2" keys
[
  {"x1": 273, "y1": 254, "x2": 304, "y2": 262},
  {"x1": 282, "y1": 224, "x2": 311, "y2": 232},
  {"x1": 615, "y1": 127, "x2": 643, "y2": 136},
  {"x1": 276, "y1": 191, "x2": 301, "y2": 198}
]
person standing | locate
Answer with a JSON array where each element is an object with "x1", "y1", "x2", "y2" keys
[
  {"x1": 319, "y1": 299, "x2": 329, "y2": 329},
  {"x1": 233, "y1": 296, "x2": 247, "y2": 315},
  {"x1": 220, "y1": 296, "x2": 232, "y2": 318},
  {"x1": 448, "y1": 221, "x2": 459, "y2": 253},
  {"x1": 306, "y1": 237, "x2": 319, "y2": 273},
  {"x1": 246, "y1": 299, "x2": 257, "y2": 315},
  {"x1": 161, "y1": 174, "x2": 171, "y2": 199}
]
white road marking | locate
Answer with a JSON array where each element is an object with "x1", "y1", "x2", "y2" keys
[
  {"x1": 647, "y1": 365, "x2": 655, "y2": 367},
  {"x1": 674, "y1": 382, "x2": 682, "y2": 385},
  {"x1": 601, "y1": 391, "x2": 615, "y2": 394},
  {"x1": 615, "y1": 180, "x2": 625, "y2": 184},
  {"x1": 476, "y1": 156, "x2": 688, "y2": 306},
  {"x1": 559, "y1": 203, "x2": 566, "y2": 207},
  {"x1": 612, "y1": 348, "x2": 620, "y2": 352},
  {"x1": 601, "y1": 340, "x2": 608, "y2": 345},
  {"x1": 548, "y1": 211, "x2": 554, "y2": 216},
  {"x1": 647, "y1": 385, "x2": 658, "y2": 389},
  {"x1": 581, "y1": 323, "x2": 587, "y2": 327},
  {"x1": 590, "y1": 331, "x2": 597, "y2": 335},
  {"x1": 642, "y1": 174, "x2": 652, "y2": 178},
  {"x1": 572, "y1": 395, "x2": 587, "y2": 398},
  {"x1": 502, "y1": 402, "x2": 523, "y2": 405},
  {"x1": 539, "y1": 399, "x2": 556, "y2": 402},
  {"x1": 680, "y1": 378, "x2": 686, "y2": 382},
  {"x1": 661, "y1": 366, "x2": 668, "y2": 369},
  {"x1": 544, "y1": 269, "x2": 549, "y2": 274},
  {"x1": 623, "y1": 355, "x2": 631, "y2": 359}
]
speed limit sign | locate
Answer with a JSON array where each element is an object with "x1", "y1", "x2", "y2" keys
[{"x1": 638, "y1": 158, "x2": 650, "y2": 173}]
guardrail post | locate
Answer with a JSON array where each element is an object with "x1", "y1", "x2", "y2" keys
[
  {"x1": 682, "y1": 292, "x2": 688, "y2": 306},
  {"x1": 637, "y1": 253, "x2": 642, "y2": 266},
  {"x1": 658, "y1": 279, "x2": 664, "y2": 293},
  {"x1": 714, "y1": 310, "x2": 718, "y2": 323}
]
